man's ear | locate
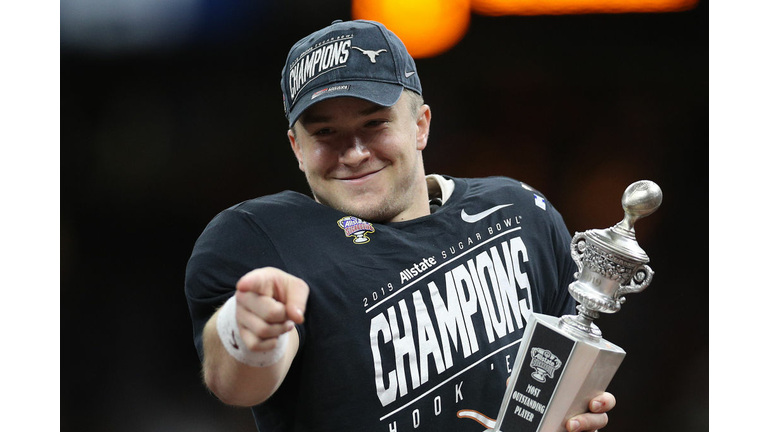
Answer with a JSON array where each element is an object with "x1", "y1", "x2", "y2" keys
[
  {"x1": 415, "y1": 104, "x2": 431, "y2": 151},
  {"x1": 287, "y1": 128, "x2": 305, "y2": 172}
]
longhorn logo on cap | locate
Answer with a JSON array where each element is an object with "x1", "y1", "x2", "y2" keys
[{"x1": 351, "y1": 46, "x2": 387, "y2": 63}]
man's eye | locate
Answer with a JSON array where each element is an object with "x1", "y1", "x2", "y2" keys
[
  {"x1": 366, "y1": 119, "x2": 388, "y2": 127},
  {"x1": 313, "y1": 128, "x2": 332, "y2": 136}
]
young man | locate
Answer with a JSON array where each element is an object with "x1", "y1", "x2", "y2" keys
[{"x1": 185, "y1": 19, "x2": 615, "y2": 432}]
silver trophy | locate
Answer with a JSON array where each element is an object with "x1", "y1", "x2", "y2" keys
[{"x1": 490, "y1": 180, "x2": 662, "y2": 432}]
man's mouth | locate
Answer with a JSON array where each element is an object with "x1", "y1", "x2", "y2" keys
[{"x1": 337, "y1": 167, "x2": 384, "y2": 182}]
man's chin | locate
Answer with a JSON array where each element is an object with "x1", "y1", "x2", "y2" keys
[
  {"x1": 340, "y1": 203, "x2": 394, "y2": 223},
  {"x1": 317, "y1": 194, "x2": 397, "y2": 223}
]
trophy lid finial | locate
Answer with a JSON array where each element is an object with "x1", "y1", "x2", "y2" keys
[
  {"x1": 586, "y1": 180, "x2": 662, "y2": 266},
  {"x1": 619, "y1": 180, "x2": 663, "y2": 232}
]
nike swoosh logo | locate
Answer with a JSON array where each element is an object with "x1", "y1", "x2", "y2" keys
[
  {"x1": 229, "y1": 330, "x2": 239, "y2": 349},
  {"x1": 405, "y1": 71, "x2": 416, "y2": 77},
  {"x1": 461, "y1": 204, "x2": 514, "y2": 223}
]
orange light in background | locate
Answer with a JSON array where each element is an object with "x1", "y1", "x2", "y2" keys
[
  {"x1": 351, "y1": 0, "x2": 472, "y2": 58},
  {"x1": 351, "y1": 0, "x2": 698, "y2": 58},
  {"x1": 471, "y1": 0, "x2": 699, "y2": 16}
]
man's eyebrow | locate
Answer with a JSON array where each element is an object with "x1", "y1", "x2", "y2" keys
[{"x1": 359, "y1": 103, "x2": 389, "y2": 116}]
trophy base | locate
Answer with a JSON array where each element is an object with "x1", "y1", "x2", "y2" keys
[{"x1": 490, "y1": 313, "x2": 625, "y2": 432}]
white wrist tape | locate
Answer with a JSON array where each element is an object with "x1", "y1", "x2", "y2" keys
[{"x1": 216, "y1": 295, "x2": 289, "y2": 367}]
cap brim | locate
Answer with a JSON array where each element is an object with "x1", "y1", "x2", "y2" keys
[{"x1": 288, "y1": 80, "x2": 404, "y2": 127}]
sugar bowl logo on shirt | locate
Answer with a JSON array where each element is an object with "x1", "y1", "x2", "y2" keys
[{"x1": 338, "y1": 216, "x2": 375, "y2": 244}]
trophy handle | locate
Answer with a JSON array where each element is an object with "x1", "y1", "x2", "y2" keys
[
  {"x1": 570, "y1": 232, "x2": 587, "y2": 276},
  {"x1": 615, "y1": 264, "x2": 654, "y2": 302}
]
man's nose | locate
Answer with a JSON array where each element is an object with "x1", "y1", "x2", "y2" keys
[{"x1": 339, "y1": 137, "x2": 370, "y2": 167}]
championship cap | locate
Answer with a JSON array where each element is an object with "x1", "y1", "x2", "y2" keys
[{"x1": 281, "y1": 20, "x2": 422, "y2": 127}]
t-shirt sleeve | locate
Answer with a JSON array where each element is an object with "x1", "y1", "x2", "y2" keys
[{"x1": 184, "y1": 207, "x2": 286, "y2": 362}]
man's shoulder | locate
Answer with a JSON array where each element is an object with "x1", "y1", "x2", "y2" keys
[
  {"x1": 228, "y1": 190, "x2": 314, "y2": 214},
  {"x1": 202, "y1": 190, "x2": 322, "y2": 232},
  {"x1": 449, "y1": 176, "x2": 562, "y2": 221},
  {"x1": 456, "y1": 176, "x2": 548, "y2": 199}
]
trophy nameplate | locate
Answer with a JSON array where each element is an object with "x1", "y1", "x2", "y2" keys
[{"x1": 490, "y1": 180, "x2": 662, "y2": 432}]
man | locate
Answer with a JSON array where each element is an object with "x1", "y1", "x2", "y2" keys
[{"x1": 185, "y1": 19, "x2": 615, "y2": 432}]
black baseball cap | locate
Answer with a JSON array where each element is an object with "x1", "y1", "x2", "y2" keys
[{"x1": 281, "y1": 20, "x2": 422, "y2": 127}]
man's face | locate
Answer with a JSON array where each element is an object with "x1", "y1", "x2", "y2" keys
[{"x1": 288, "y1": 93, "x2": 431, "y2": 223}]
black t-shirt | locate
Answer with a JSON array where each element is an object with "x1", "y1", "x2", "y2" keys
[{"x1": 185, "y1": 176, "x2": 577, "y2": 432}]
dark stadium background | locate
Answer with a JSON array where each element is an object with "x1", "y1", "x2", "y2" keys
[{"x1": 61, "y1": 1, "x2": 708, "y2": 430}]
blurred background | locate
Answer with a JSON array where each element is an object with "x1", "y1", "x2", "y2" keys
[{"x1": 60, "y1": 0, "x2": 708, "y2": 430}]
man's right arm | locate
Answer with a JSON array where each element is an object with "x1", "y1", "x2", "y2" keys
[{"x1": 201, "y1": 267, "x2": 309, "y2": 407}]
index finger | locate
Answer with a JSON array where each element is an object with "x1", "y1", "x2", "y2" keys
[
  {"x1": 588, "y1": 391, "x2": 616, "y2": 413},
  {"x1": 236, "y1": 267, "x2": 309, "y2": 324}
]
